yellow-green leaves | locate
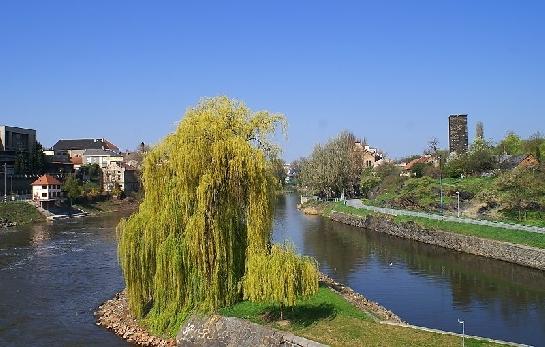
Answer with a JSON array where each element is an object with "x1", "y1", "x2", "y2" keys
[
  {"x1": 117, "y1": 96, "x2": 314, "y2": 336},
  {"x1": 243, "y1": 244, "x2": 319, "y2": 307}
]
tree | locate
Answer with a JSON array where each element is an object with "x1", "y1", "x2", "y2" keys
[
  {"x1": 476, "y1": 121, "x2": 484, "y2": 139},
  {"x1": 424, "y1": 137, "x2": 439, "y2": 155},
  {"x1": 523, "y1": 132, "x2": 545, "y2": 162},
  {"x1": 270, "y1": 157, "x2": 287, "y2": 186},
  {"x1": 497, "y1": 132, "x2": 523, "y2": 155},
  {"x1": 299, "y1": 131, "x2": 365, "y2": 198},
  {"x1": 63, "y1": 175, "x2": 82, "y2": 205},
  {"x1": 117, "y1": 97, "x2": 318, "y2": 334},
  {"x1": 360, "y1": 168, "x2": 381, "y2": 197}
]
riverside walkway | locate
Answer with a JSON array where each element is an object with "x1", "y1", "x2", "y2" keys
[{"x1": 345, "y1": 199, "x2": 545, "y2": 235}]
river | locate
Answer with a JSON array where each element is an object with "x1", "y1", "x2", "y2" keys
[{"x1": 1, "y1": 195, "x2": 544, "y2": 346}]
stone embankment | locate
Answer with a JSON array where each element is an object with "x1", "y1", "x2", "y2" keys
[
  {"x1": 318, "y1": 273, "x2": 401, "y2": 323},
  {"x1": 95, "y1": 291, "x2": 176, "y2": 347},
  {"x1": 329, "y1": 212, "x2": 545, "y2": 271}
]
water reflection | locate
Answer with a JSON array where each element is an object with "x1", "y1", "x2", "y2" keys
[
  {"x1": 0, "y1": 214, "x2": 129, "y2": 347},
  {"x1": 273, "y1": 193, "x2": 545, "y2": 346}
]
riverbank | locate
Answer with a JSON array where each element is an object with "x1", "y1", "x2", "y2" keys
[
  {"x1": 75, "y1": 197, "x2": 139, "y2": 216},
  {"x1": 302, "y1": 201, "x2": 545, "y2": 271},
  {"x1": 0, "y1": 201, "x2": 44, "y2": 227},
  {"x1": 96, "y1": 274, "x2": 509, "y2": 347}
]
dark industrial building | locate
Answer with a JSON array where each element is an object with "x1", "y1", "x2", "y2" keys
[{"x1": 448, "y1": 114, "x2": 468, "y2": 154}]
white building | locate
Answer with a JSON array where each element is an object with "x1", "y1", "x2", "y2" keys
[
  {"x1": 31, "y1": 174, "x2": 63, "y2": 209},
  {"x1": 82, "y1": 149, "x2": 123, "y2": 169},
  {"x1": 103, "y1": 161, "x2": 139, "y2": 193}
]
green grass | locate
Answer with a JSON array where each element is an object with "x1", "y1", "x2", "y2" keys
[
  {"x1": 326, "y1": 201, "x2": 545, "y2": 250},
  {"x1": 394, "y1": 215, "x2": 545, "y2": 249},
  {"x1": 500, "y1": 210, "x2": 545, "y2": 228},
  {"x1": 220, "y1": 286, "x2": 500, "y2": 347},
  {"x1": 0, "y1": 202, "x2": 44, "y2": 224},
  {"x1": 75, "y1": 199, "x2": 130, "y2": 214}
]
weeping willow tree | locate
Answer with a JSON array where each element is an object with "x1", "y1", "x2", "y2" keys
[{"x1": 117, "y1": 96, "x2": 319, "y2": 335}]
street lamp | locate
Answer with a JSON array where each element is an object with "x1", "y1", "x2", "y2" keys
[
  {"x1": 456, "y1": 191, "x2": 460, "y2": 218},
  {"x1": 439, "y1": 156, "x2": 444, "y2": 213},
  {"x1": 458, "y1": 319, "x2": 465, "y2": 347}
]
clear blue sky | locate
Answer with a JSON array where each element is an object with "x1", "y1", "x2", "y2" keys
[{"x1": 2, "y1": 1, "x2": 544, "y2": 161}]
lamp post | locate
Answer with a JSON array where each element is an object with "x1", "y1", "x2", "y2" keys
[
  {"x1": 439, "y1": 156, "x2": 443, "y2": 213},
  {"x1": 456, "y1": 191, "x2": 460, "y2": 218},
  {"x1": 458, "y1": 319, "x2": 465, "y2": 347},
  {"x1": 3, "y1": 163, "x2": 6, "y2": 202}
]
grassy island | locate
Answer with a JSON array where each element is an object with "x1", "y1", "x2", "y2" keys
[{"x1": 221, "y1": 286, "x2": 501, "y2": 347}]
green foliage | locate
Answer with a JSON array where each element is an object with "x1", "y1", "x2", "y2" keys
[
  {"x1": 243, "y1": 243, "x2": 319, "y2": 308},
  {"x1": 14, "y1": 142, "x2": 46, "y2": 175},
  {"x1": 394, "y1": 215, "x2": 545, "y2": 249},
  {"x1": 410, "y1": 162, "x2": 428, "y2": 178},
  {"x1": 77, "y1": 163, "x2": 102, "y2": 184},
  {"x1": 494, "y1": 167, "x2": 545, "y2": 216},
  {"x1": 221, "y1": 286, "x2": 499, "y2": 347},
  {"x1": 117, "y1": 96, "x2": 318, "y2": 335},
  {"x1": 299, "y1": 131, "x2": 365, "y2": 198},
  {"x1": 271, "y1": 157, "x2": 287, "y2": 186},
  {"x1": 444, "y1": 138, "x2": 496, "y2": 177},
  {"x1": 0, "y1": 202, "x2": 44, "y2": 224},
  {"x1": 496, "y1": 132, "x2": 524, "y2": 155},
  {"x1": 397, "y1": 176, "x2": 440, "y2": 209},
  {"x1": 360, "y1": 168, "x2": 381, "y2": 197},
  {"x1": 63, "y1": 175, "x2": 82, "y2": 204}
]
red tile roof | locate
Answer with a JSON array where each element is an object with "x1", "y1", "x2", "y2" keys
[
  {"x1": 404, "y1": 156, "x2": 433, "y2": 171},
  {"x1": 31, "y1": 174, "x2": 63, "y2": 186}
]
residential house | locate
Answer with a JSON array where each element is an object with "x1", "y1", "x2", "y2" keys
[
  {"x1": 52, "y1": 138, "x2": 120, "y2": 163},
  {"x1": 82, "y1": 149, "x2": 123, "y2": 169},
  {"x1": 354, "y1": 141, "x2": 384, "y2": 168},
  {"x1": 103, "y1": 161, "x2": 139, "y2": 193},
  {"x1": 32, "y1": 174, "x2": 63, "y2": 209},
  {"x1": 401, "y1": 155, "x2": 437, "y2": 177},
  {"x1": 498, "y1": 154, "x2": 540, "y2": 170}
]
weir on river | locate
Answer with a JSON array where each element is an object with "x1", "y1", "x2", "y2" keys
[{"x1": 1, "y1": 194, "x2": 544, "y2": 346}]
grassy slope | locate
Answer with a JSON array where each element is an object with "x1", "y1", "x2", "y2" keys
[
  {"x1": 328, "y1": 202, "x2": 545, "y2": 249},
  {"x1": 0, "y1": 202, "x2": 44, "y2": 224},
  {"x1": 220, "y1": 286, "x2": 499, "y2": 347}
]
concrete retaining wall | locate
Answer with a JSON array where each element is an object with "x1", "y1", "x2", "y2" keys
[{"x1": 329, "y1": 212, "x2": 545, "y2": 271}]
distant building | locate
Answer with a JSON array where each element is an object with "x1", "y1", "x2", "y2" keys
[
  {"x1": 498, "y1": 154, "x2": 540, "y2": 171},
  {"x1": 31, "y1": 174, "x2": 63, "y2": 209},
  {"x1": 400, "y1": 155, "x2": 437, "y2": 177},
  {"x1": 0, "y1": 125, "x2": 36, "y2": 152},
  {"x1": 448, "y1": 115, "x2": 468, "y2": 154},
  {"x1": 82, "y1": 149, "x2": 123, "y2": 169},
  {"x1": 52, "y1": 138, "x2": 120, "y2": 159},
  {"x1": 354, "y1": 141, "x2": 384, "y2": 168},
  {"x1": 0, "y1": 125, "x2": 37, "y2": 170},
  {"x1": 103, "y1": 161, "x2": 139, "y2": 193}
]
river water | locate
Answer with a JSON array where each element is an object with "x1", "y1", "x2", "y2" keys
[{"x1": 1, "y1": 195, "x2": 544, "y2": 346}]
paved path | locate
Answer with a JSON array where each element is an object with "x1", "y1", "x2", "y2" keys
[{"x1": 345, "y1": 199, "x2": 545, "y2": 234}]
